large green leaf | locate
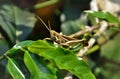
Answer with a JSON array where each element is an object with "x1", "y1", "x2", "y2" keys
[
  {"x1": 7, "y1": 57, "x2": 25, "y2": 79},
  {"x1": 85, "y1": 11, "x2": 120, "y2": 26},
  {"x1": 24, "y1": 50, "x2": 56, "y2": 79},
  {"x1": 28, "y1": 40, "x2": 96, "y2": 79}
]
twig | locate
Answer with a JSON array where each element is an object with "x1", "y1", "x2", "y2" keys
[
  {"x1": 69, "y1": 26, "x2": 99, "y2": 38},
  {"x1": 90, "y1": 0, "x2": 99, "y2": 11},
  {"x1": 90, "y1": 0, "x2": 99, "y2": 24},
  {"x1": 64, "y1": 73, "x2": 73, "y2": 79},
  {"x1": 0, "y1": 37, "x2": 4, "y2": 40},
  {"x1": 0, "y1": 34, "x2": 4, "y2": 40}
]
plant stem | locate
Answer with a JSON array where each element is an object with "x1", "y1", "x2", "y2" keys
[
  {"x1": 86, "y1": 45, "x2": 99, "y2": 55},
  {"x1": 33, "y1": 0, "x2": 60, "y2": 9},
  {"x1": 69, "y1": 26, "x2": 99, "y2": 38},
  {"x1": 0, "y1": 54, "x2": 5, "y2": 61}
]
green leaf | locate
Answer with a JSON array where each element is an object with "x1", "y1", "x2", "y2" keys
[
  {"x1": 13, "y1": 40, "x2": 34, "y2": 49},
  {"x1": 6, "y1": 40, "x2": 33, "y2": 55},
  {"x1": 28, "y1": 40, "x2": 96, "y2": 79},
  {"x1": 27, "y1": 40, "x2": 55, "y2": 55},
  {"x1": 7, "y1": 57, "x2": 25, "y2": 79},
  {"x1": 55, "y1": 55, "x2": 95, "y2": 79},
  {"x1": 34, "y1": 55, "x2": 57, "y2": 75},
  {"x1": 85, "y1": 11, "x2": 120, "y2": 26},
  {"x1": 24, "y1": 50, "x2": 56, "y2": 79}
]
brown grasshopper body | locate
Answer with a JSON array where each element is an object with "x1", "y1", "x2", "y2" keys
[
  {"x1": 37, "y1": 16, "x2": 87, "y2": 47},
  {"x1": 49, "y1": 30, "x2": 86, "y2": 47}
]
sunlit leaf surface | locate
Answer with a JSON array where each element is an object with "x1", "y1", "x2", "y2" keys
[{"x1": 28, "y1": 40, "x2": 96, "y2": 79}]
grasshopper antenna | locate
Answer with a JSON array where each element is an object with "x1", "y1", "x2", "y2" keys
[
  {"x1": 37, "y1": 16, "x2": 50, "y2": 32},
  {"x1": 48, "y1": 20, "x2": 51, "y2": 30}
]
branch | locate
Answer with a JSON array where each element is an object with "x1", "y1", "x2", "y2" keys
[
  {"x1": 69, "y1": 26, "x2": 99, "y2": 38},
  {"x1": 77, "y1": 21, "x2": 108, "y2": 57}
]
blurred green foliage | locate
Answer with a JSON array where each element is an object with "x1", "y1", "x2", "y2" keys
[{"x1": 0, "y1": 0, "x2": 120, "y2": 79}]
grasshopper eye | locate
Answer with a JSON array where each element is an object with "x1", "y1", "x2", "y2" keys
[
  {"x1": 82, "y1": 40, "x2": 88, "y2": 46},
  {"x1": 51, "y1": 37, "x2": 56, "y2": 41}
]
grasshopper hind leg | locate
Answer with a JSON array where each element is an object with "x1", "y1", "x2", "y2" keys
[{"x1": 44, "y1": 38, "x2": 53, "y2": 43}]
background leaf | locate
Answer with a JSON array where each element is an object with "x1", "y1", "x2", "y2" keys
[
  {"x1": 61, "y1": 19, "x2": 86, "y2": 35},
  {"x1": 0, "y1": 2, "x2": 16, "y2": 47},
  {"x1": 0, "y1": 0, "x2": 36, "y2": 47},
  {"x1": 14, "y1": 7, "x2": 36, "y2": 41},
  {"x1": 100, "y1": 34, "x2": 120, "y2": 79}
]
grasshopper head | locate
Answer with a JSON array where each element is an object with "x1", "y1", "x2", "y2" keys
[{"x1": 50, "y1": 30, "x2": 57, "y2": 41}]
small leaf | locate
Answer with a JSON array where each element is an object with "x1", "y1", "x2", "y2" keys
[
  {"x1": 28, "y1": 40, "x2": 96, "y2": 79},
  {"x1": 85, "y1": 11, "x2": 120, "y2": 26},
  {"x1": 7, "y1": 57, "x2": 25, "y2": 79},
  {"x1": 24, "y1": 50, "x2": 56, "y2": 79}
]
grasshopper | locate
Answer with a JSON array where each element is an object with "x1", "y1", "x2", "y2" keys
[{"x1": 37, "y1": 16, "x2": 87, "y2": 48}]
